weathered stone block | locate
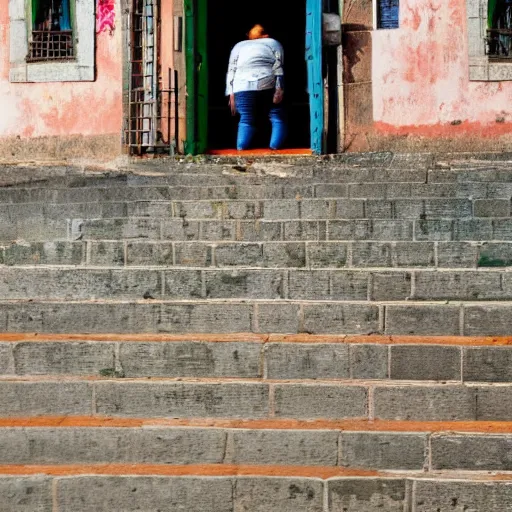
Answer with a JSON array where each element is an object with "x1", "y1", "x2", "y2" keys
[
  {"x1": 161, "y1": 219, "x2": 200, "y2": 240},
  {"x1": 0, "y1": 343, "x2": 12, "y2": 375},
  {"x1": 174, "y1": 201, "x2": 222, "y2": 219},
  {"x1": 0, "y1": 477, "x2": 52, "y2": 512},
  {"x1": 288, "y1": 270, "x2": 331, "y2": 300},
  {"x1": 315, "y1": 184, "x2": 347, "y2": 198},
  {"x1": 328, "y1": 220, "x2": 370, "y2": 240},
  {"x1": 81, "y1": 218, "x2": 161, "y2": 240},
  {"x1": 437, "y1": 242, "x2": 478, "y2": 268},
  {"x1": 392, "y1": 242, "x2": 435, "y2": 267},
  {"x1": 0, "y1": 382, "x2": 92, "y2": 416},
  {"x1": 256, "y1": 303, "x2": 300, "y2": 333},
  {"x1": 371, "y1": 272, "x2": 411, "y2": 301},
  {"x1": 328, "y1": 478, "x2": 406, "y2": 512},
  {"x1": 0, "y1": 427, "x2": 226, "y2": 465},
  {"x1": 119, "y1": 341, "x2": 262, "y2": 378},
  {"x1": 235, "y1": 477, "x2": 324, "y2": 512},
  {"x1": 414, "y1": 271, "x2": 503, "y2": 300},
  {"x1": 57, "y1": 477, "x2": 233, "y2": 512},
  {"x1": 476, "y1": 386, "x2": 512, "y2": 420},
  {"x1": 13, "y1": 342, "x2": 115, "y2": 376},
  {"x1": 307, "y1": 242, "x2": 348, "y2": 268},
  {"x1": 371, "y1": 220, "x2": 413, "y2": 241},
  {"x1": 239, "y1": 220, "x2": 282, "y2": 241},
  {"x1": 474, "y1": 199, "x2": 510, "y2": 217},
  {"x1": 414, "y1": 480, "x2": 512, "y2": 512},
  {"x1": 215, "y1": 243, "x2": 263, "y2": 266},
  {"x1": 263, "y1": 199, "x2": 301, "y2": 220},
  {"x1": 90, "y1": 241, "x2": 124, "y2": 266},
  {"x1": 127, "y1": 242, "x2": 174, "y2": 266},
  {"x1": 274, "y1": 384, "x2": 367, "y2": 419},
  {"x1": 365, "y1": 200, "x2": 393, "y2": 219},
  {"x1": 390, "y1": 345, "x2": 461, "y2": 381},
  {"x1": 414, "y1": 219, "x2": 453, "y2": 241},
  {"x1": 385, "y1": 305, "x2": 460, "y2": 335},
  {"x1": 263, "y1": 243, "x2": 306, "y2": 268},
  {"x1": 340, "y1": 432, "x2": 427, "y2": 470},
  {"x1": 266, "y1": 343, "x2": 349, "y2": 380},
  {"x1": 352, "y1": 242, "x2": 392, "y2": 267},
  {"x1": 478, "y1": 242, "x2": 512, "y2": 267},
  {"x1": 163, "y1": 270, "x2": 203, "y2": 299},
  {"x1": 431, "y1": 434, "x2": 512, "y2": 471},
  {"x1": 230, "y1": 430, "x2": 338, "y2": 466},
  {"x1": 284, "y1": 221, "x2": 325, "y2": 241},
  {"x1": 335, "y1": 200, "x2": 365, "y2": 219},
  {"x1": 454, "y1": 218, "x2": 492, "y2": 241},
  {"x1": 350, "y1": 344, "x2": 388, "y2": 379},
  {"x1": 303, "y1": 303, "x2": 380, "y2": 334},
  {"x1": 95, "y1": 382, "x2": 269, "y2": 418},
  {"x1": 374, "y1": 385, "x2": 476, "y2": 420},
  {"x1": 205, "y1": 270, "x2": 283, "y2": 299},
  {"x1": 424, "y1": 199, "x2": 473, "y2": 218},
  {"x1": 3, "y1": 241, "x2": 84, "y2": 266},
  {"x1": 464, "y1": 347, "x2": 512, "y2": 382},
  {"x1": 464, "y1": 305, "x2": 512, "y2": 336}
]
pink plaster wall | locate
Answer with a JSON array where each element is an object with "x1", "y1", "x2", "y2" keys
[
  {"x1": 0, "y1": 0, "x2": 123, "y2": 140},
  {"x1": 372, "y1": 0, "x2": 512, "y2": 139}
]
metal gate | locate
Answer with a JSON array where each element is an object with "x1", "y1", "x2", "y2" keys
[{"x1": 126, "y1": 0, "x2": 179, "y2": 155}]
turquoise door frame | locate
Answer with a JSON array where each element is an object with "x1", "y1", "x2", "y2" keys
[{"x1": 306, "y1": 0, "x2": 324, "y2": 155}]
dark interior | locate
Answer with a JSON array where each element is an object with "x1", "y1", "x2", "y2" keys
[{"x1": 206, "y1": 0, "x2": 310, "y2": 150}]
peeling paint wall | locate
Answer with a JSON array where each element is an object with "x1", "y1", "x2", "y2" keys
[
  {"x1": 372, "y1": 0, "x2": 512, "y2": 149},
  {"x1": 0, "y1": 0, "x2": 123, "y2": 158}
]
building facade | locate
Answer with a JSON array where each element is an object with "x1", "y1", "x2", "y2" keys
[{"x1": 2, "y1": 0, "x2": 512, "y2": 158}]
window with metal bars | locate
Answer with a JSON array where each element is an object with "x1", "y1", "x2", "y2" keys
[
  {"x1": 27, "y1": 0, "x2": 74, "y2": 61},
  {"x1": 376, "y1": 0, "x2": 399, "y2": 29},
  {"x1": 487, "y1": 0, "x2": 512, "y2": 58}
]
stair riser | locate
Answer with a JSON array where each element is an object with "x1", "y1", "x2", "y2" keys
[
  {"x1": 0, "y1": 427, "x2": 505, "y2": 471},
  {"x1": 2, "y1": 341, "x2": 511, "y2": 382},
  {"x1": 0, "y1": 380, "x2": 510, "y2": 421}
]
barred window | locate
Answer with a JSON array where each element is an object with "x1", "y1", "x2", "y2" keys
[
  {"x1": 487, "y1": 0, "x2": 512, "y2": 58},
  {"x1": 28, "y1": 0, "x2": 74, "y2": 61}
]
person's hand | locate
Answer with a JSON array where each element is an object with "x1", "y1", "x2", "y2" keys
[
  {"x1": 229, "y1": 94, "x2": 236, "y2": 116},
  {"x1": 273, "y1": 88, "x2": 284, "y2": 104}
]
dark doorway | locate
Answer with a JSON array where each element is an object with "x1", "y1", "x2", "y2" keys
[{"x1": 206, "y1": 0, "x2": 310, "y2": 150}]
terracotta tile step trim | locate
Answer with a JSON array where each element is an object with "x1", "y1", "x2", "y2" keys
[
  {"x1": 1, "y1": 417, "x2": 511, "y2": 433},
  {"x1": 0, "y1": 333, "x2": 511, "y2": 346},
  {"x1": 1, "y1": 464, "x2": 512, "y2": 480}
]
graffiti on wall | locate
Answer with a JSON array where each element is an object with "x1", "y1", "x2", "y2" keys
[{"x1": 96, "y1": 0, "x2": 116, "y2": 34}]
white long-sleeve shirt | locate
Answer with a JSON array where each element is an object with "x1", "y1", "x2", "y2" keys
[{"x1": 225, "y1": 38, "x2": 284, "y2": 96}]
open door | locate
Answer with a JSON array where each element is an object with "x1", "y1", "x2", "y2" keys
[
  {"x1": 185, "y1": 0, "x2": 323, "y2": 154},
  {"x1": 306, "y1": 0, "x2": 324, "y2": 154}
]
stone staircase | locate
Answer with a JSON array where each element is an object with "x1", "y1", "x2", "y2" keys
[{"x1": 1, "y1": 154, "x2": 512, "y2": 511}]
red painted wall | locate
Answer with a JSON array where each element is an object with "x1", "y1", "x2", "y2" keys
[
  {"x1": 372, "y1": 0, "x2": 512, "y2": 143},
  {"x1": 0, "y1": 1, "x2": 122, "y2": 142}
]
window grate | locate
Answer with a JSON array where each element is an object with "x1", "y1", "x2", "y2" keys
[{"x1": 27, "y1": 30, "x2": 74, "y2": 62}]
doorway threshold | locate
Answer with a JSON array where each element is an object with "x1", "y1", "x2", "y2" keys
[{"x1": 206, "y1": 148, "x2": 313, "y2": 156}]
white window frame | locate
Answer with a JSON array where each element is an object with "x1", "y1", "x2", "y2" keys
[
  {"x1": 467, "y1": 0, "x2": 512, "y2": 80},
  {"x1": 9, "y1": 0, "x2": 95, "y2": 82}
]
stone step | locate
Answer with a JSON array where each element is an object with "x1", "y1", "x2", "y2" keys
[
  {"x1": 0, "y1": 424, "x2": 510, "y2": 472},
  {"x1": 3, "y1": 473, "x2": 512, "y2": 512},
  {"x1": 5, "y1": 216, "x2": 512, "y2": 243},
  {"x1": 1, "y1": 198, "x2": 508, "y2": 222},
  {"x1": 1, "y1": 337, "x2": 511, "y2": 383},
  {"x1": 3, "y1": 240, "x2": 512, "y2": 269},
  {"x1": 1, "y1": 300, "x2": 511, "y2": 335},
  {"x1": 3, "y1": 267, "x2": 512, "y2": 302},
  {"x1": 3, "y1": 180, "x2": 512, "y2": 203},
  {"x1": 0, "y1": 377, "x2": 510, "y2": 421}
]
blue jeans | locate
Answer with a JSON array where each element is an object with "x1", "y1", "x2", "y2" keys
[{"x1": 234, "y1": 90, "x2": 287, "y2": 150}]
